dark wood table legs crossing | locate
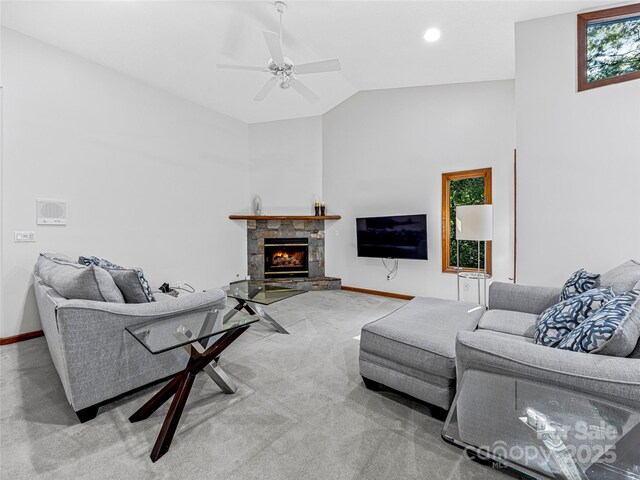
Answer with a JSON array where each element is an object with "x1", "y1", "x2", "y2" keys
[{"x1": 129, "y1": 325, "x2": 250, "y2": 462}]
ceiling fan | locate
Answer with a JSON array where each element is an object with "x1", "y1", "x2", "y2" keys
[{"x1": 217, "y1": 1, "x2": 341, "y2": 103}]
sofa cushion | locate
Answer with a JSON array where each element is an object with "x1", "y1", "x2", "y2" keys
[
  {"x1": 534, "y1": 287, "x2": 615, "y2": 347},
  {"x1": 360, "y1": 296, "x2": 483, "y2": 380},
  {"x1": 79, "y1": 256, "x2": 155, "y2": 303},
  {"x1": 599, "y1": 260, "x2": 640, "y2": 295},
  {"x1": 35, "y1": 254, "x2": 125, "y2": 303},
  {"x1": 487, "y1": 282, "x2": 561, "y2": 315},
  {"x1": 557, "y1": 290, "x2": 640, "y2": 356},
  {"x1": 468, "y1": 330, "x2": 535, "y2": 344},
  {"x1": 559, "y1": 268, "x2": 600, "y2": 301},
  {"x1": 153, "y1": 292, "x2": 177, "y2": 302},
  {"x1": 479, "y1": 309, "x2": 538, "y2": 338}
]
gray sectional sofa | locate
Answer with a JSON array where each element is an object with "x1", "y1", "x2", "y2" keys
[
  {"x1": 33, "y1": 255, "x2": 227, "y2": 422},
  {"x1": 360, "y1": 279, "x2": 640, "y2": 411},
  {"x1": 457, "y1": 282, "x2": 640, "y2": 402}
]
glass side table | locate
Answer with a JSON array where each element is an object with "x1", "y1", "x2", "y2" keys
[
  {"x1": 457, "y1": 270, "x2": 491, "y2": 306},
  {"x1": 225, "y1": 280, "x2": 306, "y2": 334},
  {"x1": 126, "y1": 305, "x2": 258, "y2": 462},
  {"x1": 442, "y1": 369, "x2": 640, "y2": 479}
]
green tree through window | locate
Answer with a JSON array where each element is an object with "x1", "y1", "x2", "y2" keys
[
  {"x1": 449, "y1": 177, "x2": 486, "y2": 269},
  {"x1": 587, "y1": 15, "x2": 640, "y2": 83},
  {"x1": 578, "y1": 5, "x2": 640, "y2": 91},
  {"x1": 442, "y1": 168, "x2": 491, "y2": 274}
]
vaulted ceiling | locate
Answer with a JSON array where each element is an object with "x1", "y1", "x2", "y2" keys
[{"x1": 2, "y1": 0, "x2": 608, "y2": 123}]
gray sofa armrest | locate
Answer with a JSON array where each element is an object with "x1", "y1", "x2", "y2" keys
[
  {"x1": 50, "y1": 289, "x2": 227, "y2": 411},
  {"x1": 56, "y1": 288, "x2": 227, "y2": 318},
  {"x1": 488, "y1": 282, "x2": 561, "y2": 314},
  {"x1": 456, "y1": 331, "x2": 640, "y2": 405}
]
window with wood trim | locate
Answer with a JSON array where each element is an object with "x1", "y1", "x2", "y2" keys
[
  {"x1": 441, "y1": 168, "x2": 492, "y2": 274},
  {"x1": 578, "y1": 4, "x2": 640, "y2": 92}
]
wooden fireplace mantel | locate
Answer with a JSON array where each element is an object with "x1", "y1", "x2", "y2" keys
[{"x1": 229, "y1": 215, "x2": 341, "y2": 221}]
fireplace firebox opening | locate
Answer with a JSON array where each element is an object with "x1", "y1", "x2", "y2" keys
[{"x1": 264, "y1": 238, "x2": 309, "y2": 278}]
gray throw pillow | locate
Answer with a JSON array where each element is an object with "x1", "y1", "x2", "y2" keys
[
  {"x1": 39, "y1": 252, "x2": 74, "y2": 263},
  {"x1": 78, "y1": 256, "x2": 155, "y2": 303},
  {"x1": 599, "y1": 260, "x2": 640, "y2": 295},
  {"x1": 108, "y1": 269, "x2": 153, "y2": 303},
  {"x1": 35, "y1": 254, "x2": 125, "y2": 303}
]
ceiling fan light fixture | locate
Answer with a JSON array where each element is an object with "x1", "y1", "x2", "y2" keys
[
  {"x1": 423, "y1": 28, "x2": 441, "y2": 42},
  {"x1": 280, "y1": 78, "x2": 291, "y2": 89},
  {"x1": 217, "y1": 0, "x2": 340, "y2": 103}
]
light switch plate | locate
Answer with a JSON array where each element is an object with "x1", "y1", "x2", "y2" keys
[{"x1": 15, "y1": 231, "x2": 36, "y2": 243}]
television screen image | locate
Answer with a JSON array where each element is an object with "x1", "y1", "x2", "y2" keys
[{"x1": 356, "y1": 214, "x2": 428, "y2": 260}]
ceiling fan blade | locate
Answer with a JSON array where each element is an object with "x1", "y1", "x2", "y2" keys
[
  {"x1": 263, "y1": 31, "x2": 284, "y2": 66},
  {"x1": 254, "y1": 77, "x2": 278, "y2": 101},
  {"x1": 217, "y1": 64, "x2": 268, "y2": 72},
  {"x1": 295, "y1": 59, "x2": 341, "y2": 75},
  {"x1": 290, "y1": 78, "x2": 319, "y2": 104}
]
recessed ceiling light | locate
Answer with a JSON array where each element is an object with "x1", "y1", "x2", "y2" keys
[{"x1": 424, "y1": 28, "x2": 441, "y2": 42}]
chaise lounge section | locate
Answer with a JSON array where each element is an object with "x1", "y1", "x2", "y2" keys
[{"x1": 359, "y1": 296, "x2": 484, "y2": 409}]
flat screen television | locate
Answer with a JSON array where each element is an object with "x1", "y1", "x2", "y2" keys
[{"x1": 356, "y1": 214, "x2": 428, "y2": 260}]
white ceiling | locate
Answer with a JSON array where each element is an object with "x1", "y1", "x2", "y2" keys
[{"x1": 1, "y1": 0, "x2": 611, "y2": 123}]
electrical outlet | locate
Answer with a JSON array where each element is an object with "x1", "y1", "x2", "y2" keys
[{"x1": 14, "y1": 231, "x2": 36, "y2": 243}]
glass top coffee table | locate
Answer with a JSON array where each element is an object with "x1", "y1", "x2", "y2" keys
[
  {"x1": 126, "y1": 305, "x2": 258, "y2": 462},
  {"x1": 225, "y1": 280, "x2": 306, "y2": 334},
  {"x1": 442, "y1": 369, "x2": 640, "y2": 479}
]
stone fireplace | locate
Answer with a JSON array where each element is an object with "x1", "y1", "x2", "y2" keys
[{"x1": 241, "y1": 217, "x2": 341, "y2": 290}]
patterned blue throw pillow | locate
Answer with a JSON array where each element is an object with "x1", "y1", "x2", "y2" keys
[
  {"x1": 79, "y1": 256, "x2": 122, "y2": 270},
  {"x1": 559, "y1": 268, "x2": 600, "y2": 301},
  {"x1": 79, "y1": 256, "x2": 155, "y2": 303},
  {"x1": 557, "y1": 290, "x2": 640, "y2": 355},
  {"x1": 534, "y1": 287, "x2": 615, "y2": 347}
]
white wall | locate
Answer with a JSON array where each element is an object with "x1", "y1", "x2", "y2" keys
[
  {"x1": 515, "y1": 13, "x2": 640, "y2": 287},
  {"x1": 1, "y1": 28, "x2": 250, "y2": 337},
  {"x1": 248, "y1": 116, "x2": 323, "y2": 216},
  {"x1": 323, "y1": 80, "x2": 515, "y2": 299}
]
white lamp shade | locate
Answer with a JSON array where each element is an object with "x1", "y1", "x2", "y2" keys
[{"x1": 455, "y1": 205, "x2": 493, "y2": 241}]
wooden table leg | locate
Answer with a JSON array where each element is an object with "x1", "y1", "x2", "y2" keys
[
  {"x1": 130, "y1": 325, "x2": 251, "y2": 461},
  {"x1": 150, "y1": 372, "x2": 196, "y2": 462},
  {"x1": 129, "y1": 370, "x2": 189, "y2": 422}
]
